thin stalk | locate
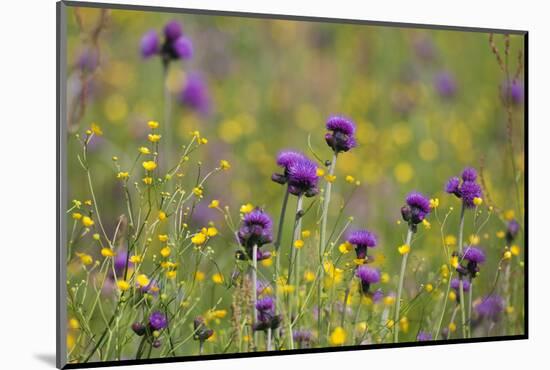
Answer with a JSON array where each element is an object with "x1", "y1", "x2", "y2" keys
[
  {"x1": 267, "y1": 328, "x2": 272, "y2": 351},
  {"x1": 433, "y1": 272, "x2": 453, "y2": 339},
  {"x1": 252, "y1": 244, "x2": 258, "y2": 349},
  {"x1": 468, "y1": 278, "x2": 474, "y2": 337},
  {"x1": 394, "y1": 227, "x2": 413, "y2": 343},
  {"x1": 274, "y1": 189, "x2": 290, "y2": 317},
  {"x1": 287, "y1": 195, "x2": 304, "y2": 286},
  {"x1": 457, "y1": 203, "x2": 467, "y2": 338},
  {"x1": 317, "y1": 152, "x2": 337, "y2": 337},
  {"x1": 162, "y1": 62, "x2": 172, "y2": 173}
]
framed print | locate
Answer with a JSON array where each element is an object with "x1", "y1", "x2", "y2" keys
[{"x1": 57, "y1": 1, "x2": 527, "y2": 368}]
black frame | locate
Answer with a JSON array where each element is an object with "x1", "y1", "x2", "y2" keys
[{"x1": 56, "y1": 1, "x2": 529, "y2": 368}]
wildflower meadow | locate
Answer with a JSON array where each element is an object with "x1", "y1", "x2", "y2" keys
[{"x1": 63, "y1": 5, "x2": 526, "y2": 365}]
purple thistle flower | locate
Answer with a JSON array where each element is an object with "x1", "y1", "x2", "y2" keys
[
  {"x1": 256, "y1": 296, "x2": 274, "y2": 312},
  {"x1": 276, "y1": 150, "x2": 306, "y2": 170},
  {"x1": 76, "y1": 47, "x2": 99, "y2": 73},
  {"x1": 506, "y1": 220, "x2": 520, "y2": 243},
  {"x1": 463, "y1": 247, "x2": 486, "y2": 264},
  {"x1": 140, "y1": 30, "x2": 160, "y2": 58},
  {"x1": 356, "y1": 265, "x2": 380, "y2": 295},
  {"x1": 462, "y1": 167, "x2": 478, "y2": 182},
  {"x1": 131, "y1": 322, "x2": 146, "y2": 336},
  {"x1": 416, "y1": 331, "x2": 432, "y2": 341},
  {"x1": 476, "y1": 295, "x2": 504, "y2": 322},
  {"x1": 149, "y1": 311, "x2": 168, "y2": 330},
  {"x1": 237, "y1": 208, "x2": 273, "y2": 259},
  {"x1": 347, "y1": 230, "x2": 377, "y2": 259},
  {"x1": 180, "y1": 73, "x2": 210, "y2": 115},
  {"x1": 445, "y1": 177, "x2": 461, "y2": 195},
  {"x1": 113, "y1": 250, "x2": 131, "y2": 275},
  {"x1": 272, "y1": 150, "x2": 306, "y2": 185},
  {"x1": 172, "y1": 36, "x2": 193, "y2": 59},
  {"x1": 501, "y1": 79, "x2": 524, "y2": 105},
  {"x1": 163, "y1": 20, "x2": 183, "y2": 41},
  {"x1": 325, "y1": 115, "x2": 356, "y2": 153},
  {"x1": 402, "y1": 192, "x2": 431, "y2": 228},
  {"x1": 445, "y1": 167, "x2": 483, "y2": 208},
  {"x1": 434, "y1": 71, "x2": 457, "y2": 98},
  {"x1": 450, "y1": 277, "x2": 471, "y2": 292},
  {"x1": 287, "y1": 157, "x2": 319, "y2": 197},
  {"x1": 293, "y1": 329, "x2": 314, "y2": 345},
  {"x1": 193, "y1": 316, "x2": 214, "y2": 342},
  {"x1": 371, "y1": 289, "x2": 384, "y2": 303}
]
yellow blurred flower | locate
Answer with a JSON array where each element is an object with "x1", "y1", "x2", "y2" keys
[
  {"x1": 76, "y1": 252, "x2": 93, "y2": 266},
  {"x1": 398, "y1": 244, "x2": 410, "y2": 255},
  {"x1": 240, "y1": 203, "x2": 254, "y2": 214},
  {"x1": 158, "y1": 234, "x2": 168, "y2": 242},
  {"x1": 208, "y1": 199, "x2": 220, "y2": 208},
  {"x1": 212, "y1": 273, "x2": 224, "y2": 284},
  {"x1": 136, "y1": 274, "x2": 150, "y2": 287},
  {"x1": 142, "y1": 161, "x2": 157, "y2": 172},
  {"x1": 294, "y1": 239, "x2": 304, "y2": 249},
  {"x1": 139, "y1": 146, "x2": 151, "y2": 154},
  {"x1": 148, "y1": 134, "x2": 161, "y2": 143},
  {"x1": 330, "y1": 327, "x2": 346, "y2": 345},
  {"x1": 148, "y1": 120, "x2": 159, "y2": 129},
  {"x1": 82, "y1": 216, "x2": 94, "y2": 227},
  {"x1": 160, "y1": 246, "x2": 171, "y2": 258},
  {"x1": 101, "y1": 248, "x2": 115, "y2": 257},
  {"x1": 117, "y1": 280, "x2": 130, "y2": 291},
  {"x1": 191, "y1": 232, "x2": 207, "y2": 245},
  {"x1": 219, "y1": 160, "x2": 231, "y2": 170},
  {"x1": 91, "y1": 123, "x2": 103, "y2": 136}
]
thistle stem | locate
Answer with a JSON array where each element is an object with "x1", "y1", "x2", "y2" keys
[
  {"x1": 467, "y1": 278, "x2": 474, "y2": 337},
  {"x1": 162, "y1": 62, "x2": 172, "y2": 173},
  {"x1": 433, "y1": 272, "x2": 453, "y2": 339},
  {"x1": 394, "y1": 227, "x2": 413, "y2": 343},
  {"x1": 457, "y1": 203, "x2": 468, "y2": 338},
  {"x1": 267, "y1": 328, "x2": 272, "y2": 351},
  {"x1": 317, "y1": 152, "x2": 337, "y2": 338},
  {"x1": 252, "y1": 244, "x2": 258, "y2": 349},
  {"x1": 274, "y1": 189, "x2": 290, "y2": 317}
]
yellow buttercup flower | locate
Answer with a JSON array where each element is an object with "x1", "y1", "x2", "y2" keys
[
  {"x1": 192, "y1": 187, "x2": 203, "y2": 197},
  {"x1": 142, "y1": 161, "x2": 157, "y2": 172},
  {"x1": 158, "y1": 211, "x2": 167, "y2": 221},
  {"x1": 496, "y1": 230, "x2": 505, "y2": 239},
  {"x1": 208, "y1": 199, "x2": 220, "y2": 208},
  {"x1": 76, "y1": 252, "x2": 93, "y2": 266},
  {"x1": 212, "y1": 273, "x2": 224, "y2": 284},
  {"x1": 294, "y1": 239, "x2": 304, "y2": 249},
  {"x1": 316, "y1": 168, "x2": 325, "y2": 177},
  {"x1": 129, "y1": 255, "x2": 142, "y2": 263},
  {"x1": 325, "y1": 175, "x2": 336, "y2": 183},
  {"x1": 338, "y1": 241, "x2": 353, "y2": 254},
  {"x1": 304, "y1": 270, "x2": 316, "y2": 282},
  {"x1": 511, "y1": 245, "x2": 520, "y2": 256},
  {"x1": 72, "y1": 212, "x2": 82, "y2": 220},
  {"x1": 261, "y1": 256, "x2": 273, "y2": 267},
  {"x1": 84, "y1": 200, "x2": 92, "y2": 206},
  {"x1": 301, "y1": 230, "x2": 311, "y2": 238},
  {"x1": 117, "y1": 171, "x2": 129, "y2": 180},
  {"x1": 148, "y1": 134, "x2": 161, "y2": 143},
  {"x1": 448, "y1": 291, "x2": 457, "y2": 301},
  {"x1": 422, "y1": 219, "x2": 431, "y2": 230},
  {"x1": 504, "y1": 209, "x2": 515, "y2": 221},
  {"x1": 469, "y1": 234, "x2": 480, "y2": 245},
  {"x1": 399, "y1": 317, "x2": 409, "y2": 333},
  {"x1": 381, "y1": 272, "x2": 390, "y2": 283},
  {"x1": 425, "y1": 283, "x2": 434, "y2": 293},
  {"x1": 503, "y1": 251, "x2": 512, "y2": 260},
  {"x1": 191, "y1": 232, "x2": 207, "y2": 245},
  {"x1": 345, "y1": 175, "x2": 355, "y2": 183},
  {"x1": 101, "y1": 248, "x2": 115, "y2": 257},
  {"x1": 160, "y1": 246, "x2": 171, "y2": 258},
  {"x1": 82, "y1": 216, "x2": 94, "y2": 227},
  {"x1": 136, "y1": 274, "x2": 150, "y2": 287},
  {"x1": 429, "y1": 198, "x2": 440, "y2": 209},
  {"x1": 473, "y1": 197, "x2": 483, "y2": 206},
  {"x1": 166, "y1": 270, "x2": 177, "y2": 279},
  {"x1": 206, "y1": 227, "x2": 218, "y2": 237},
  {"x1": 117, "y1": 280, "x2": 130, "y2": 291},
  {"x1": 68, "y1": 318, "x2": 80, "y2": 330},
  {"x1": 158, "y1": 234, "x2": 169, "y2": 242},
  {"x1": 138, "y1": 146, "x2": 151, "y2": 154},
  {"x1": 91, "y1": 122, "x2": 103, "y2": 136},
  {"x1": 148, "y1": 120, "x2": 159, "y2": 129},
  {"x1": 142, "y1": 177, "x2": 153, "y2": 185},
  {"x1": 240, "y1": 203, "x2": 254, "y2": 214},
  {"x1": 445, "y1": 234, "x2": 457, "y2": 246},
  {"x1": 384, "y1": 296, "x2": 395, "y2": 306},
  {"x1": 448, "y1": 322, "x2": 457, "y2": 332},
  {"x1": 330, "y1": 327, "x2": 346, "y2": 345},
  {"x1": 398, "y1": 244, "x2": 410, "y2": 255},
  {"x1": 219, "y1": 160, "x2": 231, "y2": 170},
  {"x1": 450, "y1": 256, "x2": 459, "y2": 269},
  {"x1": 195, "y1": 271, "x2": 205, "y2": 281}
]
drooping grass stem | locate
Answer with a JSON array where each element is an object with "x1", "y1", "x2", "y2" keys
[{"x1": 393, "y1": 227, "x2": 413, "y2": 343}]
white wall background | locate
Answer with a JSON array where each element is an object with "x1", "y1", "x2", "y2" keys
[{"x1": 0, "y1": 0, "x2": 545, "y2": 368}]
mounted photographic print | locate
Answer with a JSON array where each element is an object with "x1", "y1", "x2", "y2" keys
[{"x1": 56, "y1": 1, "x2": 528, "y2": 368}]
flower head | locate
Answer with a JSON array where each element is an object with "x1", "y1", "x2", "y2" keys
[
  {"x1": 149, "y1": 311, "x2": 168, "y2": 330},
  {"x1": 140, "y1": 20, "x2": 193, "y2": 63},
  {"x1": 476, "y1": 295, "x2": 504, "y2": 322},
  {"x1": 347, "y1": 230, "x2": 377, "y2": 259},
  {"x1": 293, "y1": 329, "x2": 314, "y2": 346},
  {"x1": 434, "y1": 71, "x2": 457, "y2": 98},
  {"x1": 450, "y1": 277, "x2": 471, "y2": 293},
  {"x1": 356, "y1": 265, "x2": 381, "y2": 295},
  {"x1": 416, "y1": 331, "x2": 433, "y2": 341},
  {"x1": 180, "y1": 72, "x2": 210, "y2": 115},
  {"x1": 325, "y1": 115, "x2": 356, "y2": 153},
  {"x1": 506, "y1": 220, "x2": 520, "y2": 244},
  {"x1": 501, "y1": 79, "x2": 524, "y2": 105},
  {"x1": 237, "y1": 208, "x2": 273, "y2": 253},
  {"x1": 287, "y1": 157, "x2": 319, "y2": 197},
  {"x1": 463, "y1": 246, "x2": 486, "y2": 264},
  {"x1": 445, "y1": 167, "x2": 483, "y2": 208},
  {"x1": 401, "y1": 192, "x2": 431, "y2": 228},
  {"x1": 140, "y1": 30, "x2": 160, "y2": 58}
]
